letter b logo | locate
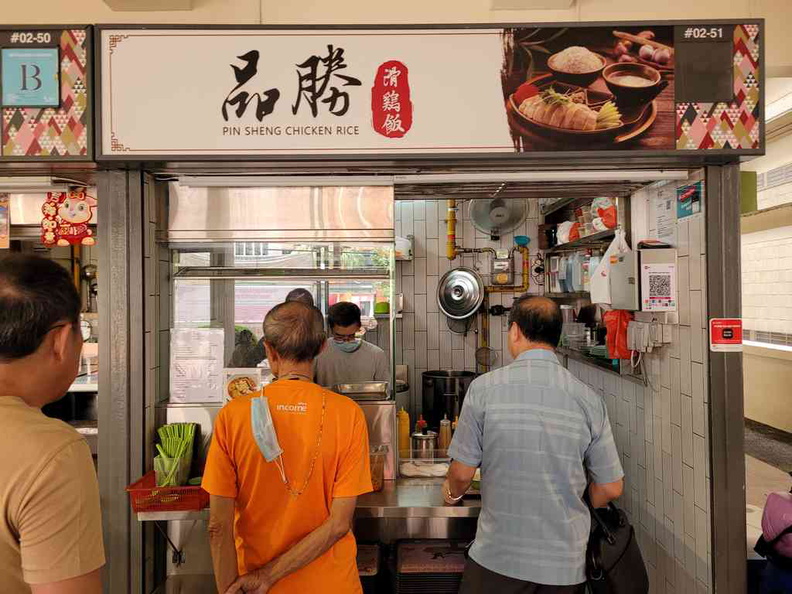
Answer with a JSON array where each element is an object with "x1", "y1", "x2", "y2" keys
[{"x1": 21, "y1": 64, "x2": 42, "y2": 91}]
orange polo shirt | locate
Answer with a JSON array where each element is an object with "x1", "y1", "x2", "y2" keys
[{"x1": 203, "y1": 380, "x2": 372, "y2": 593}]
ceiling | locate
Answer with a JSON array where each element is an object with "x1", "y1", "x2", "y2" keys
[{"x1": 393, "y1": 179, "x2": 650, "y2": 201}]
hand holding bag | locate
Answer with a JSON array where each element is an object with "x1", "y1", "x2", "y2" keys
[{"x1": 585, "y1": 493, "x2": 649, "y2": 594}]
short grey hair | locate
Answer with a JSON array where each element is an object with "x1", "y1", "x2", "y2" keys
[
  {"x1": 263, "y1": 301, "x2": 326, "y2": 362},
  {"x1": 285, "y1": 288, "x2": 314, "y2": 307}
]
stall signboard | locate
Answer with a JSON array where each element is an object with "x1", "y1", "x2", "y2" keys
[
  {"x1": 98, "y1": 22, "x2": 762, "y2": 160},
  {"x1": 0, "y1": 27, "x2": 92, "y2": 160}
]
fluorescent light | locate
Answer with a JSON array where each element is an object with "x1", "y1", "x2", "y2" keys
[
  {"x1": 178, "y1": 171, "x2": 687, "y2": 188},
  {"x1": 179, "y1": 175, "x2": 394, "y2": 187},
  {"x1": 393, "y1": 170, "x2": 689, "y2": 184},
  {"x1": 0, "y1": 176, "x2": 71, "y2": 193}
]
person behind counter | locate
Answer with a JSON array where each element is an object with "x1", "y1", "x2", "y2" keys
[
  {"x1": 204, "y1": 301, "x2": 372, "y2": 594},
  {"x1": 228, "y1": 288, "x2": 317, "y2": 369},
  {"x1": 443, "y1": 295, "x2": 624, "y2": 594},
  {"x1": 0, "y1": 255, "x2": 105, "y2": 594},
  {"x1": 314, "y1": 301, "x2": 389, "y2": 388}
]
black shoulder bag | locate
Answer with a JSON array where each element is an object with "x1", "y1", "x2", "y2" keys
[
  {"x1": 754, "y1": 524, "x2": 792, "y2": 572},
  {"x1": 584, "y1": 492, "x2": 649, "y2": 594}
]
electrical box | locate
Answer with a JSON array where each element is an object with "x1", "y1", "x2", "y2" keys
[
  {"x1": 490, "y1": 249, "x2": 514, "y2": 286},
  {"x1": 610, "y1": 251, "x2": 639, "y2": 310},
  {"x1": 610, "y1": 248, "x2": 678, "y2": 313}
]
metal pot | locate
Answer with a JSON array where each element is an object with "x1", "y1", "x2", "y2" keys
[
  {"x1": 411, "y1": 431, "x2": 438, "y2": 459},
  {"x1": 422, "y1": 370, "x2": 475, "y2": 431}
]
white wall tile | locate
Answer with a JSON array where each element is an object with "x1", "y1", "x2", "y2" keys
[
  {"x1": 681, "y1": 395, "x2": 694, "y2": 467},
  {"x1": 414, "y1": 258, "x2": 427, "y2": 294},
  {"x1": 414, "y1": 293, "x2": 427, "y2": 331},
  {"x1": 414, "y1": 200, "x2": 426, "y2": 221},
  {"x1": 670, "y1": 358, "x2": 681, "y2": 427},
  {"x1": 678, "y1": 256, "x2": 691, "y2": 326},
  {"x1": 691, "y1": 362, "x2": 706, "y2": 438},
  {"x1": 672, "y1": 425, "x2": 683, "y2": 494},
  {"x1": 427, "y1": 312, "x2": 439, "y2": 350},
  {"x1": 426, "y1": 203, "x2": 439, "y2": 239},
  {"x1": 683, "y1": 464, "x2": 696, "y2": 537},
  {"x1": 693, "y1": 435, "x2": 707, "y2": 511},
  {"x1": 415, "y1": 331, "x2": 427, "y2": 368},
  {"x1": 402, "y1": 312, "x2": 415, "y2": 349},
  {"x1": 661, "y1": 387, "x2": 672, "y2": 455},
  {"x1": 690, "y1": 293, "x2": 704, "y2": 363},
  {"x1": 679, "y1": 326, "x2": 692, "y2": 396},
  {"x1": 453, "y1": 349, "x2": 466, "y2": 370},
  {"x1": 427, "y1": 349, "x2": 439, "y2": 370},
  {"x1": 426, "y1": 278, "x2": 439, "y2": 315},
  {"x1": 413, "y1": 221, "x2": 426, "y2": 258}
]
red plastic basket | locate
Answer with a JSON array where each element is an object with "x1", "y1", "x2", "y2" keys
[{"x1": 126, "y1": 471, "x2": 209, "y2": 513}]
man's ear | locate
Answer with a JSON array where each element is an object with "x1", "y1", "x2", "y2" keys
[
  {"x1": 51, "y1": 323, "x2": 73, "y2": 362},
  {"x1": 263, "y1": 341, "x2": 276, "y2": 363}
]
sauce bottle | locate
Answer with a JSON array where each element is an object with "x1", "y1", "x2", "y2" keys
[
  {"x1": 438, "y1": 415, "x2": 452, "y2": 455},
  {"x1": 397, "y1": 408, "x2": 411, "y2": 459}
]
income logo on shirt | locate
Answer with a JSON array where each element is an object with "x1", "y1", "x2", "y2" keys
[{"x1": 276, "y1": 402, "x2": 308, "y2": 414}]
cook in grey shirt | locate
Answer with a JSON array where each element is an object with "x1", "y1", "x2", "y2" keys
[
  {"x1": 445, "y1": 296, "x2": 624, "y2": 589},
  {"x1": 314, "y1": 301, "x2": 390, "y2": 388}
]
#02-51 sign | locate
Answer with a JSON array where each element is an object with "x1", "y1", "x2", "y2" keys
[{"x1": 99, "y1": 24, "x2": 761, "y2": 158}]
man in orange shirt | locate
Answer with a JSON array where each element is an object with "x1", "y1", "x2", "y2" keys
[{"x1": 204, "y1": 301, "x2": 372, "y2": 594}]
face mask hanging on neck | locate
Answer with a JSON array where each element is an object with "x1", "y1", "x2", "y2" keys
[{"x1": 251, "y1": 396, "x2": 283, "y2": 463}]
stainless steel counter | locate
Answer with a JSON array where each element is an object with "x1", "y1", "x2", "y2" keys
[{"x1": 355, "y1": 478, "x2": 480, "y2": 518}]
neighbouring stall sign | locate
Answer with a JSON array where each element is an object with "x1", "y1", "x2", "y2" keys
[
  {"x1": 0, "y1": 27, "x2": 92, "y2": 160},
  {"x1": 1, "y1": 47, "x2": 60, "y2": 107},
  {"x1": 0, "y1": 194, "x2": 9, "y2": 249},
  {"x1": 99, "y1": 22, "x2": 762, "y2": 159},
  {"x1": 709, "y1": 318, "x2": 743, "y2": 353}
]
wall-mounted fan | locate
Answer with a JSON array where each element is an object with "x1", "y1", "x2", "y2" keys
[{"x1": 468, "y1": 198, "x2": 528, "y2": 240}]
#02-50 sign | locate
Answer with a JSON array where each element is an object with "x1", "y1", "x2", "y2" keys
[{"x1": 99, "y1": 24, "x2": 761, "y2": 158}]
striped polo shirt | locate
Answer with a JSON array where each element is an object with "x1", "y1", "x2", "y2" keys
[{"x1": 448, "y1": 348, "x2": 623, "y2": 586}]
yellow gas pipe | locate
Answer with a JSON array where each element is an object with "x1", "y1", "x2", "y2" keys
[
  {"x1": 446, "y1": 199, "x2": 458, "y2": 260},
  {"x1": 445, "y1": 201, "x2": 530, "y2": 371}
]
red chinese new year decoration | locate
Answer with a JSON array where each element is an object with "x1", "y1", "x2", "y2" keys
[
  {"x1": 371, "y1": 60, "x2": 413, "y2": 139},
  {"x1": 41, "y1": 191, "x2": 97, "y2": 247}
]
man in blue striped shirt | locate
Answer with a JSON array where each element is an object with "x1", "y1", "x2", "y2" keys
[{"x1": 444, "y1": 295, "x2": 624, "y2": 594}]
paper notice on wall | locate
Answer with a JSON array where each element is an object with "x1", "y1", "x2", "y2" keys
[
  {"x1": 170, "y1": 328, "x2": 224, "y2": 403},
  {"x1": 654, "y1": 186, "x2": 677, "y2": 246},
  {"x1": 0, "y1": 194, "x2": 9, "y2": 249}
]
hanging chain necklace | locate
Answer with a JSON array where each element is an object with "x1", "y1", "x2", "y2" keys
[{"x1": 271, "y1": 375, "x2": 327, "y2": 498}]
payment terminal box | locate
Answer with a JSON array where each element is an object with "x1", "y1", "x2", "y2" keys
[{"x1": 610, "y1": 248, "x2": 678, "y2": 313}]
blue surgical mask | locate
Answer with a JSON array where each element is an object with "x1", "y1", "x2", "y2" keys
[
  {"x1": 333, "y1": 338, "x2": 361, "y2": 353},
  {"x1": 251, "y1": 396, "x2": 283, "y2": 463}
]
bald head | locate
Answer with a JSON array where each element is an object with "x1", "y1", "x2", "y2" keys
[
  {"x1": 508, "y1": 295, "x2": 563, "y2": 349},
  {"x1": 285, "y1": 288, "x2": 314, "y2": 307},
  {"x1": 263, "y1": 301, "x2": 326, "y2": 362}
]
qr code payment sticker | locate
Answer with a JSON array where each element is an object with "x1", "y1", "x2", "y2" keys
[{"x1": 649, "y1": 274, "x2": 672, "y2": 298}]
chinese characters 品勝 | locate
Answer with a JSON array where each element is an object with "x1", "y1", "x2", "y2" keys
[{"x1": 222, "y1": 45, "x2": 361, "y2": 122}]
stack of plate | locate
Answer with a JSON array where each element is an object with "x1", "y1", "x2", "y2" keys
[{"x1": 395, "y1": 541, "x2": 467, "y2": 594}]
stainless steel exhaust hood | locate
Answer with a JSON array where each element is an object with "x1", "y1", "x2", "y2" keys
[{"x1": 166, "y1": 183, "x2": 394, "y2": 243}]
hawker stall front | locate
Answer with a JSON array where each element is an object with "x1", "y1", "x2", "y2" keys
[
  {"x1": 0, "y1": 26, "x2": 100, "y2": 456},
  {"x1": 94, "y1": 21, "x2": 761, "y2": 594}
]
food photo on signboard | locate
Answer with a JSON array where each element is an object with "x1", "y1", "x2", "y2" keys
[{"x1": 501, "y1": 26, "x2": 675, "y2": 151}]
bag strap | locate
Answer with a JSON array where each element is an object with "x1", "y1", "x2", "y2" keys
[
  {"x1": 583, "y1": 488, "x2": 617, "y2": 545},
  {"x1": 767, "y1": 523, "x2": 792, "y2": 548}
]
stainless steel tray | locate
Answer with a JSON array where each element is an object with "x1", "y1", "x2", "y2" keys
[{"x1": 334, "y1": 381, "x2": 390, "y2": 398}]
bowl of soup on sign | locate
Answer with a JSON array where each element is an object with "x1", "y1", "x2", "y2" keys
[{"x1": 603, "y1": 63, "x2": 663, "y2": 106}]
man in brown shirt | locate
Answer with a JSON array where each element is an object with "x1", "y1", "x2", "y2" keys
[{"x1": 0, "y1": 254, "x2": 105, "y2": 594}]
